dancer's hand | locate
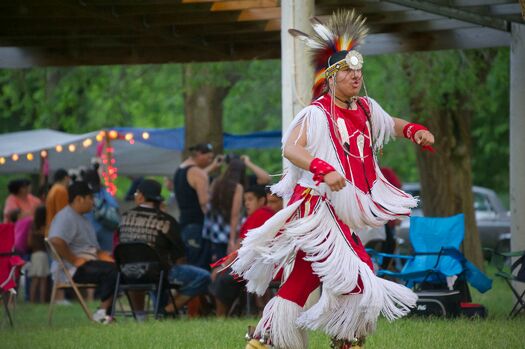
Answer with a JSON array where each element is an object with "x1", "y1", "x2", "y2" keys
[
  {"x1": 414, "y1": 130, "x2": 434, "y2": 147},
  {"x1": 324, "y1": 171, "x2": 346, "y2": 192}
]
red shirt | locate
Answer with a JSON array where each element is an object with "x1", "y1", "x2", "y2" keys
[{"x1": 239, "y1": 206, "x2": 275, "y2": 240}]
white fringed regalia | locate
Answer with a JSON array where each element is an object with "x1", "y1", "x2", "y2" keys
[{"x1": 231, "y1": 94, "x2": 419, "y2": 349}]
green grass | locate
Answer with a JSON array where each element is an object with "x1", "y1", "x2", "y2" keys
[{"x1": 2, "y1": 270, "x2": 524, "y2": 349}]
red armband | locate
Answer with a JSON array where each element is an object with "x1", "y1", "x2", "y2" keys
[
  {"x1": 403, "y1": 123, "x2": 435, "y2": 153},
  {"x1": 309, "y1": 158, "x2": 336, "y2": 185}
]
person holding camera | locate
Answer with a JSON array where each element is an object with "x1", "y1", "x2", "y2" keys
[
  {"x1": 203, "y1": 157, "x2": 245, "y2": 264},
  {"x1": 173, "y1": 143, "x2": 216, "y2": 268}
]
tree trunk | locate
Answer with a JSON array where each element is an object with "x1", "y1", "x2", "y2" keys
[
  {"x1": 410, "y1": 92, "x2": 484, "y2": 269},
  {"x1": 182, "y1": 64, "x2": 237, "y2": 156},
  {"x1": 45, "y1": 68, "x2": 65, "y2": 130}
]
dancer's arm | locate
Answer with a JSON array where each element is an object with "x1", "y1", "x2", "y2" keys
[
  {"x1": 284, "y1": 122, "x2": 346, "y2": 192},
  {"x1": 228, "y1": 183, "x2": 243, "y2": 254},
  {"x1": 392, "y1": 117, "x2": 435, "y2": 147}
]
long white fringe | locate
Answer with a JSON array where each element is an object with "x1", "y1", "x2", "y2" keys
[
  {"x1": 255, "y1": 296, "x2": 307, "y2": 349},
  {"x1": 231, "y1": 199, "x2": 304, "y2": 296},
  {"x1": 234, "y1": 198, "x2": 418, "y2": 340}
]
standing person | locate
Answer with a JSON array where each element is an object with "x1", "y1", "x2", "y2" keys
[
  {"x1": 204, "y1": 158, "x2": 245, "y2": 264},
  {"x1": 233, "y1": 10, "x2": 435, "y2": 349},
  {"x1": 82, "y1": 167, "x2": 120, "y2": 253},
  {"x1": 3, "y1": 179, "x2": 41, "y2": 223},
  {"x1": 45, "y1": 169, "x2": 70, "y2": 235},
  {"x1": 118, "y1": 179, "x2": 210, "y2": 318},
  {"x1": 173, "y1": 143, "x2": 216, "y2": 267},
  {"x1": 48, "y1": 181, "x2": 117, "y2": 323},
  {"x1": 27, "y1": 206, "x2": 49, "y2": 303},
  {"x1": 44, "y1": 169, "x2": 71, "y2": 304}
]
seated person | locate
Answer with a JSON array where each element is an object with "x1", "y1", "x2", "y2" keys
[
  {"x1": 48, "y1": 181, "x2": 116, "y2": 324},
  {"x1": 118, "y1": 179, "x2": 210, "y2": 318},
  {"x1": 210, "y1": 185, "x2": 278, "y2": 316}
]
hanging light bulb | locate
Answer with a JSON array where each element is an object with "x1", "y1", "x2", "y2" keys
[
  {"x1": 109, "y1": 130, "x2": 118, "y2": 140},
  {"x1": 125, "y1": 133, "x2": 133, "y2": 141},
  {"x1": 142, "y1": 132, "x2": 150, "y2": 140},
  {"x1": 40, "y1": 150, "x2": 48, "y2": 158},
  {"x1": 83, "y1": 138, "x2": 93, "y2": 148},
  {"x1": 0, "y1": 157, "x2": 5, "y2": 165},
  {"x1": 96, "y1": 131, "x2": 105, "y2": 142},
  {"x1": 68, "y1": 144, "x2": 76, "y2": 152},
  {"x1": 26, "y1": 153, "x2": 34, "y2": 161},
  {"x1": 12, "y1": 154, "x2": 19, "y2": 161},
  {"x1": 56, "y1": 145, "x2": 63, "y2": 152}
]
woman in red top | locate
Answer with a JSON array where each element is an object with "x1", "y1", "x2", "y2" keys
[{"x1": 210, "y1": 186, "x2": 278, "y2": 316}]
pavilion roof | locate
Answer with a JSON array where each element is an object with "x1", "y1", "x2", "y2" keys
[{"x1": 0, "y1": 0, "x2": 523, "y2": 67}]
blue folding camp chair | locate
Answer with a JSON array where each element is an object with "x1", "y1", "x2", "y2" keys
[{"x1": 371, "y1": 214, "x2": 492, "y2": 297}]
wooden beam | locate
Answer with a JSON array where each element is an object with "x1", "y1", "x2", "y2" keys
[
  {"x1": 0, "y1": 3, "x2": 213, "y2": 18},
  {"x1": 0, "y1": 20, "x2": 275, "y2": 39},
  {"x1": 383, "y1": 0, "x2": 511, "y2": 31},
  {"x1": 237, "y1": 7, "x2": 281, "y2": 21},
  {"x1": 265, "y1": 18, "x2": 280, "y2": 31},
  {"x1": 429, "y1": 0, "x2": 517, "y2": 8},
  {"x1": 0, "y1": 30, "x2": 281, "y2": 48},
  {"x1": 361, "y1": 26, "x2": 510, "y2": 55},
  {"x1": 370, "y1": 18, "x2": 477, "y2": 33},
  {"x1": 211, "y1": 0, "x2": 278, "y2": 11},
  {"x1": 50, "y1": 1, "x2": 229, "y2": 57},
  {"x1": 0, "y1": 43, "x2": 281, "y2": 68}
]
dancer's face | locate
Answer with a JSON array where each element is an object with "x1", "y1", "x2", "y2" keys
[{"x1": 333, "y1": 68, "x2": 362, "y2": 98}]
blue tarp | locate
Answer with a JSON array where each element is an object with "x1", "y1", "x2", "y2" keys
[{"x1": 113, "y1": 127, "x2": 282, "y2": 151}]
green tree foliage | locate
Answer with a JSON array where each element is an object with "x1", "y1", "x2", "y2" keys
[
  {"x1": 0, "y1": 65, "x2": 186, "y2": 133},
  {"x1": 0, "y1": 49, "x2": 510, "y2": 199},
  {"x1": 365, "y1": 49, "x2": 509, "y2": 201}
]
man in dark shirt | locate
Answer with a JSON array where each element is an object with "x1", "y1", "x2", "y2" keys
[
  {"x1": 173, "y1": 143, "x2": 216, "y2": 268},
  {"x1": 118, "y1": 179, "x2": 211, "y2": 316}
]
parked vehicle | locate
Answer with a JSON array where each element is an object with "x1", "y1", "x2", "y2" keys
[{"x1": 396, "y1": 183, "x2": 511, "y2": 255}]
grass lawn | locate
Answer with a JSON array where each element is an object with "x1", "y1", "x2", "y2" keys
[{"x1": 1, "y1": 268, "x2": 524, "y2": 349}]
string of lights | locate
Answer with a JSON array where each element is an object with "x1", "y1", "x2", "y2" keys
[{"x1": 0, "y1": 129, "x2": 151, "y2": 196}]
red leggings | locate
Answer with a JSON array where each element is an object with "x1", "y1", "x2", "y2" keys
[
  {"x1": 276, "y1": 185, "x2": 374, "y2": 307},
  {"x1": 277, "y1": 250, "x2": 321, "y2": 307}
]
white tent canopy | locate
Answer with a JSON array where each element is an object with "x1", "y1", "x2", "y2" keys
[
  {"x1": 0, "y1": 128, "x2": 282, "y2": 176},
  {"x1": 0, "y1": 129, "x2": 182, "y2": 176}
]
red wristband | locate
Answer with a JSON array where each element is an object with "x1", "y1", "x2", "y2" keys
[
  {"x1": 309, "y1": 158, "x2": 336, "y2": 185},
  {"x1": 403, "y1": 123, "x2": 435, "y2": 153}
]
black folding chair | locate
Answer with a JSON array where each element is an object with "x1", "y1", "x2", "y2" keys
[
  {"x1": 487, "y1": 248, "x2": 525, "y2": 318},
  {"x1": 111, "y1": 242, "x2": 178, "y2": 320}
]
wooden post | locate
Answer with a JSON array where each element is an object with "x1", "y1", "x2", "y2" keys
[
  {"x1": 510, "y1": 23, "x2": 525, "y2": 253},
  {"x1": 280, "y1": 0, "x2": 318, "y2": 308},
  {"x1": 281, "y1": 0, "x2": 314, "y2": 131}
]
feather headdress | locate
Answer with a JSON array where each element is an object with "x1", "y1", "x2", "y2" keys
[{"x1": 289, "y1": 10, "x2": 369, "y2": 100}]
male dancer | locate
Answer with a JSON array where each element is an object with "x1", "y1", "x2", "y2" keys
[{"x1": 232, "y1": 10, "x2": 435, "y2": 349}]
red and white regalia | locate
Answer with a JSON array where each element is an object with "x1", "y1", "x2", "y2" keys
[{"x1": 231, "y1": 94, "x2": 419, "y2": 349}]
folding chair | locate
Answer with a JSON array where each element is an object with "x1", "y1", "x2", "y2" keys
[
  {"x1": 0, "y1": 223, "x2": 25, "y2": 327},
  {"x1": 45, "y1": 239, "x2": 98, "y2": 325},
  {"x1": 111, "y1": 242, "x2": 179, "y2": 320},
  {"x1": 372, "y1": 214, "x2": 492, "y2": 297},
  {"x1": 486, "y1": 248, "x2": 525, "y2": 318}
]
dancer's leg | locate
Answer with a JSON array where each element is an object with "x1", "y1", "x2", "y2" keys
[{"x1": 251, "y1": 250, "x2": 320, "y2": 349}]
